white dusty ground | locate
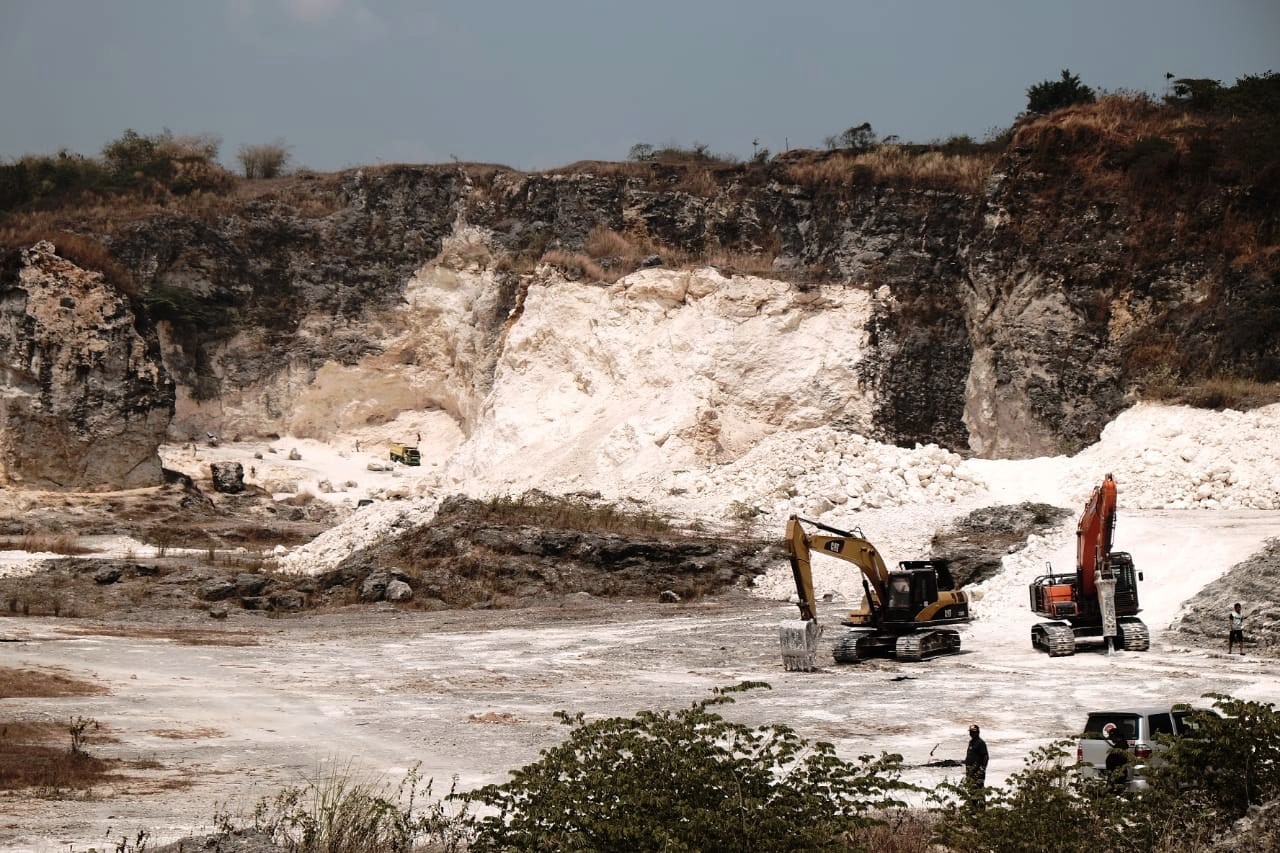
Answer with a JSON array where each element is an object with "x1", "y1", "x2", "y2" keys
[{"x1": 1, "y1": 401, "x2": 1278, "y2": 851}]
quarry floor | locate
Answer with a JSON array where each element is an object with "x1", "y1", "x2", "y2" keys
[{"x1": 4, "y1": 582, "x2": 1280, "y2": 853}]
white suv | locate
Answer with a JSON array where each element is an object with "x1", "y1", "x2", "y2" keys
[{"x1": 1076, "y1": 705, "x2": 1213, "y2": 791}]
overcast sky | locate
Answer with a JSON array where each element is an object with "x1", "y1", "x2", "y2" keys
[{"x1": 2, "y1": 1, "x2": 1276, "y2": 173}]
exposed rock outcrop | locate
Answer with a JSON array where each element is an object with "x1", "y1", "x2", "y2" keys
[
  {"x1": 1170, "y1": 539, "x2": 1280, "y2": 655},
  {"x1": 930, "y1": 502, "x2": 1072, "y2": 587},
  {"x1": 0, "y1": 241, "x2": 174, "y2": 489},
  {"x1": 329, "y1": 494, "x2": 782, "y2": 607}
]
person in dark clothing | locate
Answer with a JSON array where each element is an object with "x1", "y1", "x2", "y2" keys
[
  {"x1": 1103, "y1": 723, "x2": 1131, "y2": 792},
  {"x1": 965, "y1": 724, "x2": 989, "y2": 807}
]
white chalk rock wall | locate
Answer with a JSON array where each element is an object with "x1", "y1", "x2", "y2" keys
[{"x1": 440, "y1": 267, "x2": 877, "y2": 498}]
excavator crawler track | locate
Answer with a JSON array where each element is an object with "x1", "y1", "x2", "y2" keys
[
  {"x1": 1117, "y1": 617, "x2": 1150, "y2": 651},
  {"x1": 832, "y1": 633, "x2": 864, "y2": 664},
  {"x1": 895, "y1": 629, "x2": 962, "y2": 661},
  {"x1": 1033, "y1": 622, "x2": 1076, "y2": 656}
]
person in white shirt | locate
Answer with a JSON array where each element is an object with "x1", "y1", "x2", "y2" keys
[{"x1": 1228, "y1": 603, "x2": 1245, "y2": 655}]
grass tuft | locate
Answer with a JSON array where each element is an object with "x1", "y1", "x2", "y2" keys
[{"x1": 251, "y1": 762, "x2": 472, "y2": 853}]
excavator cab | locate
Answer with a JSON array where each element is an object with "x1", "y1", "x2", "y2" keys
[{"x1": 883, "y1": 568, "x2": 939, "y2": 622}]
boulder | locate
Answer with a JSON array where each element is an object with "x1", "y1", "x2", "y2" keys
[
  {"x1": 200, "y1": 579, "x2": 238, "y2": 601},
  {"x1": 270, "y1": 591, "x2": 306, "y2": 611},
  {"x1": 234, "y1": 573, "x2": 271, "y2": 596},
  {"x1": 210, "y1": 461, "x2": 245, "y2": 493},
  {"x1": 359, "y1": 571, "x2": 390, "y2": 602},
  {"x1": 385, "y1": 580, "x2": 413, "y2": 602},
  {"x1": 93, "y1": 566, "x2": 124, "y2": 585}
]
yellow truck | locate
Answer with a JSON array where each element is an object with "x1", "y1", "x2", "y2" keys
[{"x1": 388, "y1": 442, "x2": 421, "y2": 466}]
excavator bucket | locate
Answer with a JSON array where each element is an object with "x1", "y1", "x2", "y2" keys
[{"x1": 779, "y1": 620, "x2": 822, "y2": 671}]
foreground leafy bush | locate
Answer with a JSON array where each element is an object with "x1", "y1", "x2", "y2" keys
[
  {"x1": 463, "y1": 682, "x2": 912, "y2": 852},
  {"x1": 209, "y1": 691, "x2": 1280, "y2": 852}
]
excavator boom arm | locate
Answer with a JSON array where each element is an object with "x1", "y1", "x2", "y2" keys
[
  {"x1": 1076, "y1": 473, "x2": 1117, "y2": 598},
  {"x1": 784, "y1": 515, "x2": 890, "y2": 621}
]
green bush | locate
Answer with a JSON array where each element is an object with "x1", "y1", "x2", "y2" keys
[
  {"x1": 203, "y1": 690, "x2": 1280, "y2": 852},
  {"x1": 101, "y1": 128, "x2": 230, "y2": 195},
  {"x1": 1157, "y1": 696, "x2": 1280, "y2": 817},
  {"x1": 463, "y1": 682, "x2": 913, "y2": 852},
  {"x1": 0, "y1": 152, "x2": 112, "y2": 212},
  {"x1": 935, "y1": 695, "x2": 1280, "y2": 852},
  {"x1": 1026, "y1": 69, "x2": 1097, "y2": 114}
]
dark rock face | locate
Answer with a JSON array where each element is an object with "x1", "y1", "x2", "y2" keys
[
  {"x1": 332, "y1": 495, "x2": 782, "y2": 607},
  {"x1": 961, "y1": 142, "x2": 1279, "y2": 457},
  {"x1": 931, "y1": 502, "x2": 1072, "y2": 587},
  {"x1": 0, "y1": 242, "x2": 174, "y2": 489}
]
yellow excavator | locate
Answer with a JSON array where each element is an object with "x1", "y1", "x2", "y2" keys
[{"x1": 779, "y1": 514, "x2": 973, "y2": 670}]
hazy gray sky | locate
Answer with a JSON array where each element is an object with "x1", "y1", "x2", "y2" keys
[{"x1": 2, "y1": 1, "x2": 1277, "y2": 172}]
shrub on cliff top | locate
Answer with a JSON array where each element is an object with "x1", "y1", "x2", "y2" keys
[
  {"x1": 238, "y1": 140, "x2": 293, "y2": 179},
  {"x1": 1026, "y1": 69, "x2": 1097, "y2": 114}
]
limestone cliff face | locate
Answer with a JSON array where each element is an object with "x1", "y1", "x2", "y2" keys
[
  {"x1": 102, "y1": 167, "x2": 973, "y2": 453},
  {"x1": 0, "y1": 242, "x2": 174, "y2": 489},
  {"x1": 76, "y1": 139, "x2": 1274, "y2": 463}
]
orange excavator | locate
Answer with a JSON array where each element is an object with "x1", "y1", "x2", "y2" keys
[{"x1": 1028, "y1": 474, "x2": 1149, "y2": 656}]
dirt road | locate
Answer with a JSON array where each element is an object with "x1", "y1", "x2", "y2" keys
[{"x1": 4, "y1": 587, "x2": 1278, "y2": 852}]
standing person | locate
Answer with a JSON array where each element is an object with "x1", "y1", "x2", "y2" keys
[
  {"x1": 1229, "y1": 603, "x2": 1245, "y2": 654},
  {"x1": 1103, "y1": 723, "x2": 1131, "y2": 793},
  {"x1": 965, "y1": 724, "x2": 988, "y2": 808}
]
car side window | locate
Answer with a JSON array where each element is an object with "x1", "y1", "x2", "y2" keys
[
  {"x1": 1085, "y1": 714, "x2": 1139, "y2": 740},
  {"x1": 1148, "y1": 713, "x2": 1175, "y2": 736}
]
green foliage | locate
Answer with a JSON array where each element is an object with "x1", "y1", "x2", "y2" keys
[
  {"x1": 0, "y1": 129, "x2": 231, "y2": 213},
  {"x1": 626, "y1": 141, "x2": 736, "y2": 165},
  {"x1": 463, "y1": 682, "x2": 913, "y2": 852},
  {"x1": 1166, "y1": 77, "x2": 1225, "y2": 112},
  {"x1": 0, "y1": 151, "x2": 111, "y2": 212},
  {"x1": 840, "y1": 122, "x2": 877, "y2": 152},
  {"x1": 100, "y1": 128, "x2": 229, "y2": 195},
  {"x1": 932, "y1": 741, "x2": 1134, "y2": 853},
  {"x1": 1157, "y1": 696, "x2": 1280, "y2": 818},
  {"x1": 934, "y1": 695, "x2": 1280, "y2": 852},
  {"x1": 1026, "y1": 69, "x2": 1097, "y2": 114},
  {"x1": 479, "y1": 490, "x2": 676, "y2": 535},
  {"x1": 824, "y1": 122, "x2": 878, "y2": 153},
  {"x1": 102, "y1": 129, "x2": 174, "y2": 182}
]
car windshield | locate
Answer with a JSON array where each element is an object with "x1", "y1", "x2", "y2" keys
[{"x1": 1084, "y1": 713, "x2": 1139, "y2": 740}]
